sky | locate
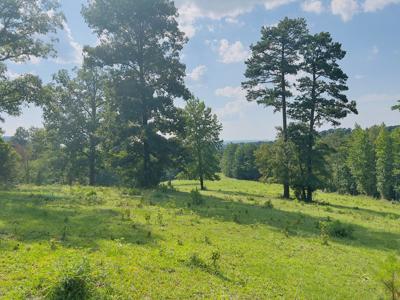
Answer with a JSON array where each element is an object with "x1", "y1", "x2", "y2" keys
[{"x1": 3, "y1": 0, "x2": 400, "y2": 141}]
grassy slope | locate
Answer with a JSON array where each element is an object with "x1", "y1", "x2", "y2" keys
[{"x1": 0, "y1": 177, "x2": 399, "y2": 299}]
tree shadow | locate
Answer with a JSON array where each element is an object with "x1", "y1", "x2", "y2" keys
[
  {"x1": 314, "y1": 200, "x2": 400, "y2": 220},
  {"x1": 0, "y1": 190, "x2": 157, "y2": 250},
  {"x1": 154, "y1": 190, "x2": 400, "y2": 252}
]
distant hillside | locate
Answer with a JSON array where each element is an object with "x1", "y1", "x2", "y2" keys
[{"x1": 3, "y1": 136, "x2": 11, "y2": 142}]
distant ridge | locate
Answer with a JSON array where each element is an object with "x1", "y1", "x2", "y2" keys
[{"x1": 3, "y1": 136, "x2": 11, "y2": 142}]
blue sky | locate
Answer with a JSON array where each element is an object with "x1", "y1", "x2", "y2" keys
[{"x1": 3, "y1": 0, "x2": 400, "y2": 140}]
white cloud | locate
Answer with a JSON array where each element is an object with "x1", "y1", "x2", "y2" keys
[
  {"x1": 264, "y1": 0, "x2": 296, "y2": 9},
  {"x1": 217, "y1": 39, "x2": 249, "y2": 64},
  {"x1": 187, "y1": 65, "x2": 207, "y2": 81},
  {"x1": 363, "y1": 0, "x2": 400, "y2": 11},
  {"x1": 176, "y1": 0, "x2": 400, "y2": 32},
  {"x1": 215, "y1": 86, "x2": 256, "y2": 119},
  {"x1": 176, "y1": 0, "x2": 294, "y2": 37},
  {"x1": 53, "y1": 21, "x2": 83, "y2": 65},
  {"x1": 331, "y1": 0, "x2": 360, "y2": 21},
  {"x1": 302, "y1": 0, "x2": 324, "y2": 13}
]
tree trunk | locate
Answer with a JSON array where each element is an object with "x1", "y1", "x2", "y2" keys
[
  {"x1": 281, "y1": 53, "x2": 290, "y2": 199},
  {"x1": 142, "y1": 113, "x2": 150, "y2": 188},
  {"x1": 305, "y1": 70, "x2": 317, "y2": 203},
  {"x1": 89, "y1": 137, "x2": 96, "y2": 186},
  {"x1": 200, "y1": 175, "x2": 204, "y2": 191}
]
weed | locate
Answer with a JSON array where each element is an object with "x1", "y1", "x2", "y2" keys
[{"x1": 50, "y1": 260, "x2": 92, "y2": 300}]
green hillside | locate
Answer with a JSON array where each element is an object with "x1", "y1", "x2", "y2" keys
[{"x1": 0, "y1": 177, "x2": 399, "y2": 299}]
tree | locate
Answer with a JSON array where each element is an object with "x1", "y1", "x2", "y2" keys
[
  {"x1": 231, "y1": 144, "x2": 260, "y2": 180},
  {"x1": 0, "y1": 0, "x2": 64, "y2": 120},
  {"x1": 0, "y1": 137, "x2": 19, "y2": 187},
  {"x1": 221, "y1": 143, "x2": 238, "y2": 178},
  {"x1": 82, "y1": 0, "x2": 189, "y2": 187},
  {"x1": 288, "y1": 32, "x2": 357, "y2": 202},
  {"x1": 11, "y1": 127, "x2": 32, "y2": 182},
  {"x1": 375, "y1": 125, "x2": 394, "y2": 200},
  {"x1": 347, "y1": 126, "x2": 377, "y2": 197},
  {"x1": 391, "y1": 128, "x2": 400, "y2": 201},
  {"x1": 44, "y1": 65, "x2": 107, "y2": 185},
  {"x1": 181, "y1": 97, "x2": 222, "y2": 190},
  {"x1": 242, "y1": 18, "x2": 308, "y2": 198}
]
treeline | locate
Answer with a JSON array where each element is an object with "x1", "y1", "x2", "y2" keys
[{"x1": 221, "y1": 125, "x2": 400, "y2": 201}]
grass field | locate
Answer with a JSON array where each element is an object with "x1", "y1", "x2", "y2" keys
[{"x1": 0, "y1": 177, "x2": 399, "y2": 299}]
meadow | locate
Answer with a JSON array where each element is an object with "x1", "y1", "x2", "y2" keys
[{"x1": 0, "y1": 177, "x2": 399, "y2": 299}]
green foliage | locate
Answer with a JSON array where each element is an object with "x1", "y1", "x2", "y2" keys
[
  {"x1": 348, "y1": 126, "x2": 377, "y2": 197},
  {"x1": 0, "y1": 0, "x2": 64, "y2": 121},
  {"x1": 376, "y1": 125, "x2": 394, "y2": 199},
  {"x1": 82, "y1": 0, "x2": 189, "y2": 188},
  {"x1": 243, "y1": 17, "x2": 308, "y2": 199},
  {"x1": 221, "y1": 143, "x2": 260, "y2": 180},
  {"x1": 378, "y1": 255, "x2": 400, "y2": 300},
  {"x1": 220, "y1": 143, "x2": 238, "y2": 178},
  {"x1": 181, "y1": 97, "x2": 222, "y2": 190},
  {"x1": 288, "y1": 32, "x2": 357, "y2": 202},
  {"x1": 50, "y1": 260, "x2": 92, "y2": 300},
  {"x1": 0, "y1": 137, "x2": 19, "y2": 187},
  {"x1": 320, "y1": 220, "x2": 354, "y2": 239}
]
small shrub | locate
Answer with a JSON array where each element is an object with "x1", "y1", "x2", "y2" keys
[
  {"x1": 263, "y1": 200, "x2": 273, "y2": 209},
  {"x1": 50, "y1": 260, "x2": 92, "y2": 300},
  {"x1": 320, "y1": 220, "x2": 354, "y2": 239},
  {"x1": 378, "y1": 255, "x2": 400, "y2": 300},
  {"x1": 188, "y1": 253, "x2": 207, "y2": 269},
  {"x1": 190, "y1": 189, "x2": 204, "y2": 206},
  {"x1": 211, "y1": 251, "x2": 221, "y2": 269}
]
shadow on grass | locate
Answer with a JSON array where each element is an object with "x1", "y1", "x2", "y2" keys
[
  {"x1": 314, "y1": 200, "x2": 400, "y2": 220},
  {"x1": 0, "y1": 190, "x2": 157, "y2": 250},
  {"x1": 154, "y1": 190, "x2": 400, "y2": 252}
]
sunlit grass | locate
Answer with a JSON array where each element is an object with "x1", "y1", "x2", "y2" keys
[{"x1": 0, "y1": 177, "x2": 399, "y2": 298}]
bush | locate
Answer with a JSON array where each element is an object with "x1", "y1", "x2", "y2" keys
[
  {"x1": 377, "y1": 255, "x2": 400, "y2": 300},
  {"x1": 320, "y1": 220, "x2": 354, "y2": 239},
  {"x1": 50, "y1": 260, "x2": 92, "y2": 300}
]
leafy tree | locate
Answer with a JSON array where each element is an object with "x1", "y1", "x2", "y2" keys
[
  {"x1": 391, "y1": 128, "x2": 400, "y2": 201},
  {"x1": 181, "y1": 98, "x2": 222, "y2": 190},
  {"x1": 221, "y1": 143, "x2": 238, "y2": 178},
  {"x1": 347, "y1": 126, "x2": 377, "y2": 197},
  {"x1": 0, "y1": 0, "x2": 64, "y2": 120},
  {"x1": 44, "y1": 65, "x2": 107, "y2": 185},
  {"x1": 0, "y1": 137, "x2": 19, "y2": 187},
  {"x1": 375, "y1": 125, "x2": 394, "y2": 200},
  {"x1": 231, "y1": 144, "x2": 260, "y2": 180},
  {"x1": 82, "y1": 0, "x2": 189, "y2": 187},
  {"x1": 242, "y1": 17, "x2": 308, "y2": 199},
  {"x1": 11, "y1": 127, "x2": 32, "y2": 182},
  {"x1": 288, "y1": 32, "x2": 357, "y2": 202}
]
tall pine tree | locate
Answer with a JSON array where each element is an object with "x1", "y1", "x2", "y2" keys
[
  {"x1": 242, "y1": 18, "x2": 308, "y2": 199},
  {"x1": 288, "y1": 32, "x2": 357, "y2": 202}
]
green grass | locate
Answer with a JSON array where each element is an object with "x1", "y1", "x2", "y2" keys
[{"x1": 0, "y1": 177, "x2": 399, "y2": 299}]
